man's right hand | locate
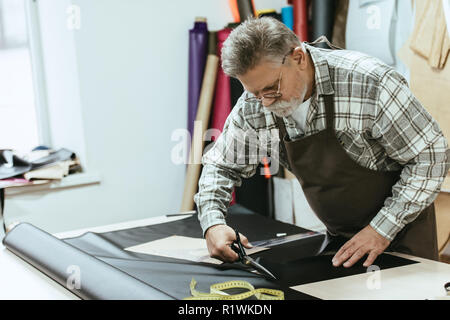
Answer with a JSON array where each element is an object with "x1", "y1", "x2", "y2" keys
[{"x1": 205, "y1": 224, "x2": 252, "y2": 263}]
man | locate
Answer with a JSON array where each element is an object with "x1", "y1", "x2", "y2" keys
[{"x1": 194, "y1": 17, "x2": 449, "y2": 268}]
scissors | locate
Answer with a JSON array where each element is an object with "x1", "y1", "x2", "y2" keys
[{"x1": 231, "y1": 229, "x2": 277, "y2": 281}]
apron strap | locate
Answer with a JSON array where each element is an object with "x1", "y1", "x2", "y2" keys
[
  {"x1": 323, "y1": 95, "x2": 335, "y2": 131},
  {"x1": 275, "y1": 116, "x2": 289, "y2": 161}
]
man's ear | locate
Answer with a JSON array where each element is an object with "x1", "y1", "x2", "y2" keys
[{"x1": 292, "y1": 46, "x2": 307, "y2": 67}]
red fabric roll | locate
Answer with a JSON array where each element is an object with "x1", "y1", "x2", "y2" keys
[
  {"x1": 290, "y1": 0, "x2": 309, "y2": 42},
  {"x1": 210, "y1": 28, "x2": 235, "y2": 205},
  {"x1": 210, "y1": 28, "x2": 232, "y2": 139}
]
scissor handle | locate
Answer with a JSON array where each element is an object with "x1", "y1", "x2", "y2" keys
[{"x1": 231, "y1": 229, "x2": 246, "y2": 261}]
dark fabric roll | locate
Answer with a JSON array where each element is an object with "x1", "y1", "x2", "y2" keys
[
  {"x1": 311, "y1": 0, "x2": 337, "y2": 47},
  {"x1": 237, "y1": 0, "x2": 255, "y2": 21},
  {"x1": 187, "y1": 19, "x2": 208, "y2": 140},
  {"x1": 226, "y1": 22, "x2": 241, "y2": 29},
  {"x1": 332, "y1": 0, "x2": 349, "y2": 48},
  {"x1": 229, "y1": 77, "x2": 243, "y2": 109},
  {"x1": 207, "y1": 30, "x2": 217, "y2": 56},
  {"x1": 2, "y1": 223, "x2": 174, "y2": 300}
]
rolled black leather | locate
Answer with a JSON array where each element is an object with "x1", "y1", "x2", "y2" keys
[
  {"x1": 237, "y1": 0, "x2": 254, "y2": 21},
  {"x1": 311, "y1": 0, "x2": 337, "y2": 48},
  {"x1": 229, "y1": 77, "x2": 243, "y2": 109},
  {"x1": 2, "y1": 223, "x2": 174, "y2": 300}
]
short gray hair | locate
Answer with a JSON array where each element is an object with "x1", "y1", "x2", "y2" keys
[{"x1": 221, "y1": 17, "x2": 302, "y2": 78}]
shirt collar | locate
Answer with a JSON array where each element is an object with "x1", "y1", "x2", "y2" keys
[{"x1": 303, "y1": 43, "x2": 335, "y2": 96}]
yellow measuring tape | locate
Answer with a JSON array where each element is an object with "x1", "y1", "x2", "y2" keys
[{"x1": 183, "y1": 278, "x2": 284, "y2": 300}]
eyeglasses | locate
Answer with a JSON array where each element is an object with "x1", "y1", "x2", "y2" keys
[{"x1": 245, "y1": 48, "x2": 294, "y2": 104}]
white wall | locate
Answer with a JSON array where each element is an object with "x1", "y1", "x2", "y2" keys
[{"x1": 4, "y1": 0, "x2": 286, "y2": 233}]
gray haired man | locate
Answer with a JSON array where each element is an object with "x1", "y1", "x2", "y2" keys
[{"x1": 194, "y1": 17, "x2": 448, "y2": 268}]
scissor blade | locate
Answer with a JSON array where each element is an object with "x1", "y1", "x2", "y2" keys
[{"x1": 243, "y1": 256, "x2": 277, "y2": 280}]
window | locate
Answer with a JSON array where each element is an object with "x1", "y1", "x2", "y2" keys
[{"x1": 0, "y1": 0, "x2": 40, "y2": 153}]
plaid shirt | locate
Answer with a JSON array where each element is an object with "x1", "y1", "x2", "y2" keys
[{"x1": 194, "y1": 43, "x2": 449, "y2": 241}]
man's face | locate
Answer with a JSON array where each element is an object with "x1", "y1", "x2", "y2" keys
[{"x1": 237, "y1": 49, "x2": 312, "y2": 117}]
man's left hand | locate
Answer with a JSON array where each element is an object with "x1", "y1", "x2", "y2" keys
[{"x1": 332, "y1": 225, "x2": 390, "y2": 268}]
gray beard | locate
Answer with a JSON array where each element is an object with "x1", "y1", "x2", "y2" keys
[{"x1": 265, "y1": 97, "x2": 304, "y2": 117}]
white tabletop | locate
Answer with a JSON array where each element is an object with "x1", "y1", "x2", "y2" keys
[{"x1": 1, "y1": 215, "x2": 449, "y2": 300}]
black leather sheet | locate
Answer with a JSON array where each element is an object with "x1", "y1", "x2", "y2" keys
[{"x1": 3, "y1": 205, "x2": 418, "y2": 300}]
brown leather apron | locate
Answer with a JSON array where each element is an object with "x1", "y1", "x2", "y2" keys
[{"x1": 276, "y1": 93, "x2": 439, "y2": 260}]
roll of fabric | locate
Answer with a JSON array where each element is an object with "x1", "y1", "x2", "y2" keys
[
  {"x1": 228, "y1": 28, "x2": 244, "y2": 106},
  {"x1": 229, "y1": 77, "x2": 244, "y2": 109},
  {"x1": 332, "y1": 0, "x2": 349, "y2": 49},
  {"x1": 2, "y1": 223, "x2": 174, "y2": 300},
  {"x1": 209, "y1": 28, "x2": 236, "y2": 206},
  {"x1": 180, "y1": 32, "x2": 219, "y2": 212},
  {"x1": 226, "y1": 22, "x2": 241, "y2": 29},
  {"x1": 210, "y1": 28, "x2": 232, "y2": 140},
  {"x1": 257, "y1": 9, "x2": 282, "y2": 21},
  {"x1": 237, "y1": 0, "x2": 255, "y2": 22},
  {"x1": 282, "y1": 5, "x2": 294, "y2": 30},
  {"x1": 311, "y1": 0, "x2": 336, "y2": 46},
  {"x1": 187, "y1": 18, "x2": 208, "y2": 140},
  {"x1": 290, "y1": 0, "x2": 309, "y2": 41},
  {"x1": 228, "y1": 0, "x2": 240, "y2": 23}
]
